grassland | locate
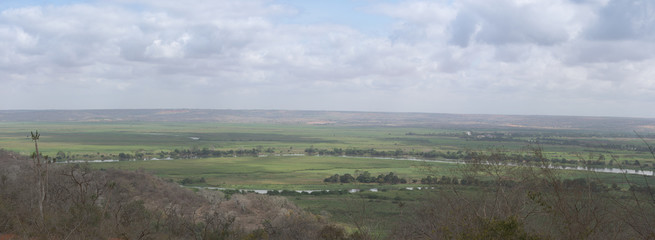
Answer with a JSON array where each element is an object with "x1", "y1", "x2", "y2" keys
[
  {"x1": 2, "y1": 120, "x2": 654, "y2": 187},
  {"x1": 91, "y1": 155, "x2": 459, "y2": 190},
  {"x1": 3, "y1": 115, "x2": 655, "y2": 236},
  {"x1": 2, "y1": 121, "x2": 654, "y2": 166}
]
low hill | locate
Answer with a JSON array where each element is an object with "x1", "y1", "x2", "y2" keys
[{"x1": 1, "y1": 109, "x2": 655, "y2": 133}]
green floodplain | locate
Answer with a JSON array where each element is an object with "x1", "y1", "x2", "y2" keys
[
  {"x1": 2, "y1": 116, "x2": 655, "y2": 237},
  {"x1": 2, "y1": 121, "x2": 654, "y2": 165}
]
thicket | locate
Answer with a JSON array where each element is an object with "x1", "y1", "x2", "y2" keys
[
  {"x1": 179, "y1": 176, "x2": 206, "y2": 185},
  {"x1": 390, "y1": 146, "x2": 655, "y2": 239},
  {"x1": 0, "y1": 148, "x2": 371, "y2": 239}
]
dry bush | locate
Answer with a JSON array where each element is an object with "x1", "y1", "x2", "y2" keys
[
  {"x1": 1, "y1": 148, "x2": 349, "y2": 239},
  {"x1": 215, "y1": 193, "x2": 326, "y2": 239},
  {"x1": 607, "y1": 134, "x2": 655, "y2": 239},
  {"x1": 0, "y1": 150, "x2": 207, "y2": 239},
  {"x1": 391, "y1": 147, "x2": 646, "y2": 240}
]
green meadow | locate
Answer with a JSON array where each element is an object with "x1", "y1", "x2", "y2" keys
[
  {"x1": 1, "y1": 121, "x2": 653, "y2": 185},
  {"x1": 2, "y1": 121, "x2": 654, "y2": 187},
  {"x1": 92, "y1": 156, "x2": 457, "y2": 190},
  {"x1": 2, "y1": 121, "x2": 653, "y2": 164},
  {"x1": 3, "y1": 119, "x2": 655, "y2": 236}
]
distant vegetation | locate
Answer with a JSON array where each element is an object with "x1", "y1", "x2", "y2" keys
[
  {"x1": 53, "y1": 145, "x2": 648, "y2": 170},
  {"x1": 324, "y1": 171, "x2": 407, "y2": 184},
  {"x1": 2, "y1": 110, "x2": 655, "y2": 238}
]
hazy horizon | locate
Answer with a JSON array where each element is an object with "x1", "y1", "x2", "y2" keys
[
  {"x1": 1, "y1": 0, "x2": 654, "y2": 118},
  {"x1": 3, "y1": 108, "x2": 655, "y2": 120}
]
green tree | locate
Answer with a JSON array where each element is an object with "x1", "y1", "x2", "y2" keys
[
  {"x1": 356, "y1": 171, "x2": 374, "y2": 183},
  {"x1": 324, "y1": 174, "x2": 340, "y2": 183},
  {"x1": 56, "y1": 150, "x2": 66, "y2": 161},
  {"x1": 340, "y1": 173, "x2": 355, "y2": 183}
]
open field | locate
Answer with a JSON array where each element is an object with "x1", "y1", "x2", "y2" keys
[
  {"x1": 2, "y1": 111, "x2": 655, "y2": 190},
  {"x1": 91, "y1": 156, "x2": 457, "y2": 190},
  {"x1": 2, "y1": 119, "x2": 655, "y2": 166},
  {"x1": 84, "y1": 155, "x2": 651, "y2": 190}
]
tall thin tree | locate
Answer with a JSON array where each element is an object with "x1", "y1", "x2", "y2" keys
[{"x1": 30, "y1": 130, "x2": 48, "y2": 225}]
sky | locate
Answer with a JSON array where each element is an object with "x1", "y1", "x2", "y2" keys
[{"x1": 1, "y1": 0, "x2": 654, "y2": 118}]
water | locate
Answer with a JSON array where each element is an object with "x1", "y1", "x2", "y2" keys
[
  {"x1": 188, "y1": 186, "x2": 388, "y2": 194},
  {"x1": 57, "y1": 157, "x2": 175, "y2": 164},
  {"x1": 187, "y1": 186, "x2": 448, "y2": 195},
  {"x1": 60, "y1": 155, "x2": 654, "y2": 176},
  {"x1": 557, "y1": 165, "x2": 653, "y2": 176}
]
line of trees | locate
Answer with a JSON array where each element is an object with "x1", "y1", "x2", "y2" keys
[
  {"x1": 420, "y1": 175, "x2": 611, "y2": 192},
  {"x1": 56, "y1": 145, "x2": 650, "y2": 169},
  {"x1": 324, "y1": 171, "x2": 407, "y2": 184},
  {"x1": 306, "y1": 146, "x2": 468, "y2": 159},
  {"x1": 406, "y1": 131, "x2": 655, "y2": 152},
  {"x1": 112, "y1": 148, "x2": 266, "y2": 161},
  {"x1": 306, "y1": 146, "x2": 650, "y2": 167}
]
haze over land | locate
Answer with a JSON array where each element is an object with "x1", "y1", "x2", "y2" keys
[
  {"x1": 1, "y1": 0, "x2": 655, "y2": 117},
  {"x1": 2, "y1": 109, "x2": 655, "y2": 134}
]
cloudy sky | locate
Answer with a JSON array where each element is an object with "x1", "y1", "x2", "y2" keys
[{"x1": 1, "y1": 0, "x2": 654, "y2": 117}]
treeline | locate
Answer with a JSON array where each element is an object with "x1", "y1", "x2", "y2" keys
[
  {"x1": 148, "y1": 148, "x2": 265, "y2": 160},
  {"x1": 324, "y1": 171, "x2": 407, "y2": 184},
  {"x1": 305, "y1": 146, "x2": 468, "y2": 160},
  {"x1": 531, "y1": 137, "x2": 654, "y2": 152},
  {"x1": 406, "y1": 131, "x2": 655, "y2": 152},
  {"x1": 54, "y1": 148, "x2": 271, "y2": 161},
  {"x1": 178, "y1": 176, "x2": 206, "y2": 185},
  {"x1": 61, "y1": 145, "x2": 651, "y2": 169},
  {"x1": 420, "y1": 175, "x2": 611, "y2": 192},
  {"x1": 420, "y1": 175, "x2": 524, "y2": 188},
  {"x1": 60, "y1": 145, "x2": 651, "y2": 170},
  {"x1": 306, "y1": 147, "x2": 650, "y2": 168}
]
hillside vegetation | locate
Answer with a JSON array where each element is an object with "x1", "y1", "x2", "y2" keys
[{"x1": 0, "y1": 149, "x2": 362, "y2": 239}]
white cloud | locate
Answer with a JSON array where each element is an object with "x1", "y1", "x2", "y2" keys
[
  {"x1": 144, "y1": 33, "x2": 190, "y2": 59},
  {"x1": 0, "y1": 0, "x2": 654, "y2": 117}
]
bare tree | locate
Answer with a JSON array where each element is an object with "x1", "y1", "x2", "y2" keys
[{"x1": 29, "y1": 130, "x2": 49, "y2": 226}]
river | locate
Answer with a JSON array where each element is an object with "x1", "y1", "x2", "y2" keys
[{"x1": 59, "y1": 154, "x2": 654, "y2": 176}]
